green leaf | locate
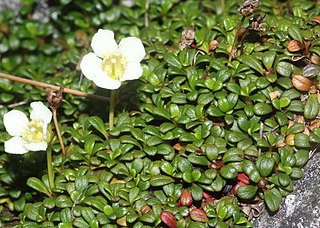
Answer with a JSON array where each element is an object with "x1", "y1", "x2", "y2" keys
[
  {"x1": 288, "y1": 25, "x2": 303, "y2": 42},
  {"x1": 236, "y1": 185, "x2": 258, "y2": 200},
  {"x1": 27, "y1": 177, "x2": 51, "y2": 196},
  {"x1": 276, "y1": 61, "x2": 294, "y2": 77},
  {"x1": 239, "y1": 55, "x2": 263, "y2": 73},
  {"x1": 253, "y1": 103, "x2": 273, "y2": 115},
  {"x1": 150, "y1": 175, "x2": 174, "y2": 187},
  {"x1": 211, "y1": 175, "x2": 226, "y2": 192},
  {"x1": 189, "y1": 185, "x2": 203, "y2": 201},
  {"x1": 165, "y1": 53, "x2": 182, "y2": 68},
  {"x1": 160, "y1": 161, "x2": 174, "y2": 175},
  {"x1": 88, "y1": 116, "x2": 107, "y2": 137},
  {"x1": 294, "y1": 133, "x2": 310, "y2": 148},
  {"x1": 220, "y1": 164, "x2": 238, "y2": 179},
  {"x1": 188, "y1": 154, "x2": 211, "y2": 166},
  {"x1": 304, "y1": 94, "x2": 319, "y2": 119},
  {"x1": 262, "y1": 51, "x2": 276, "y2": 69},
  {"x1": 129, "y1": 187, "x2": 140, "y2": 203},
  {"x1": 223, "y1": 148, "x2": 244, "y2": 163},
  {"x1": 256, "y1": 156, "x2": 275, "y2": 177},
  {"x1": 286, "y1": 123, "x2": 305, "y2": 134},
  {"x1": 264, "y1": 188, "x2": 282, "y2": 212},
  {"x1": 294, "y1": 150, "x2": 309, "y2": 167}
]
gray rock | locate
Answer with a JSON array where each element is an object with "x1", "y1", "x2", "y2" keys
[
  {"x1": 253, "y1": 152, "x2": 320, "y2": 228},
  {"x1": 0, "y1": 0, "x2": 21, "y2": 12},
  {"x1": 0, "y1": 0, "x2": 49, "y2": 23}
]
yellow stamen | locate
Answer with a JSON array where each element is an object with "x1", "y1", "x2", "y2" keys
[
  {"x1": 102, "y1": 51, "x2": 127, "y2": 80},
  {"x1": 21, "y1": 120, "x2": 46, "y2": 143}
]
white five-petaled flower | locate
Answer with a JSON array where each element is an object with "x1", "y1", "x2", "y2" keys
[
  {"x1": 3, "y1": 101, "x2": 52, "y2": 154},
  {"x1": 80, "y1": 29, "x2": 146, "y2": 90}
]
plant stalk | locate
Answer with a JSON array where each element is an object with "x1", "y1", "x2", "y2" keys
[
  {"x1": 109, "y1": 90, "x2": 118, "y2": 131},
  {"x1": 0, "y1": 72, "x2": 108, "y2": 102},
  {"x1": 52, "y1": 108, "x2": 66, "y2": 155},
  {"x1": 46, "y1": 145, "x2": 55, "y2": 190}
]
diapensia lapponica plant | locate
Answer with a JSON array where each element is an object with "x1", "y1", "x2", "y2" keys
[{"x1": 80, "y1": 29, "x2": 146, "y2": 130}]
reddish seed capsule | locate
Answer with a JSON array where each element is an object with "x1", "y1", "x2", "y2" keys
[
  {"x1": 202, "y1": 191, "x2": 213, "y2": 199},
  {"x1": 160, "y1": 211, "x2": 177, "y2": 228},
  {"x1": 180, "y1": 188, "x2": 193, "y2": 207},
  {"x1": 292, "y1": 75, "x2": 312, "y2": 92},
  {"x1": 287, "y1": 40, "x2": 305, "y2": 52},
  {"x1": 237, "y1": 173, "x2": 250, "y2": 185},
  {"x1": 190, "y1": 208, "x2": 208, "y2": 222}
]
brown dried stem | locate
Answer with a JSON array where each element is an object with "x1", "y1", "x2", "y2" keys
[
  {"x1": 52, "y1": 108, "x2": 66, "y2": 156},
  {"x1": 0, "y1": 72, "x2": 108, "y2": 102},
  {"x1": 228, "y1": 16, "x2": 245, "y2": 63},
  {"x1": 145, "y1": 0, "x2": 150, "y2": 28}
]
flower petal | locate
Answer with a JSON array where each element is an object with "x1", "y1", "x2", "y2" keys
[
  {"x1": 24, "y1": 142, "x2": 48, "y2": 152},
  {"x1": 119, "y1": 37, "x2": 145, "y2": 63},
  {"x1": 91, "y1": 29, "x2": 118, "y2": 58},
  {"x1": 92, "y1": 71, "x2": 121, "y2": 90},
  {"x1": 121, "y1": 62, "x2": 143, "y2": 81},
  {"x1": 4, "y1": 136, "x2": 28, "y2": 154},
  {"x1": 30, "y1": 102, "x2": 52, "y2": 124},
  {"x1": 80, "y1": 53, "x2": 103, "y2": 81},
  {"x1": 4, "y1": 110, "x2": 28, "y2": 136}
]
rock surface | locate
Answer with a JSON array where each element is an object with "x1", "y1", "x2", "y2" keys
[{"x1": 253, "y1": 152, "x2": 320, "y2": 228}]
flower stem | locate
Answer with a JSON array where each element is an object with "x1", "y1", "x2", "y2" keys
[
  {"x1": 52, "y1": 108, "x2": 66, "y2": 156},
  {"x1": 47, "y1": 145, "x2": 55, "y2": 191},
  {"x1": 109, "y1": 90, "x2": 118, "y2": 131}
]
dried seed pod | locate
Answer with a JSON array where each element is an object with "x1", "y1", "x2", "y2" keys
[
  {"x1": 160, "y1": 211, "x2": 177, "y2": 228},
  {"x1": 303, "y1": 64, "x2": 320, "y2": 77},
  {"x1": 47, "y1": 87, "x2": 63, "y2": 109},
  {"x1": 202, "y1": 191, "x2": 213, "y2": 199},
  {"x1": 292, "y1": 75, "x2": 312, "y2": 91},
  {"x1": 238, "y1": 0, "x2": 261, "y2": 19},
  {"x1": 310, "y1": 55, "x2": 319, "y2": 65},
  {"x1": 287, "y1": 40, "x2": 305, "y2": 52},
  {"x1": 178, "y1": 27, "x2": 195, "y2": 50},
  {"x1": 286, "y1": 134, "x2": 295, "y2": 146},
  {"x1": 116, "y1": 216, "x2": 127, "y2": 227},
  {"x1": 311, "y1": 16, "x2": 320, "y2": 23},
  {"x1": 140, "y1": 205, "x2": 151, "y2": 215},
  {"x1": 209, "y1": 40, "x2": 219, "y2": 52},
  {"x1": 237, "y1": 173, "x2": 250, "y2": 184},
  {"x1": 190, "y1": 208, "x2": 208, "y2": 222},
  {"x1": 180, "y1": 188, "x2": 193, "y2": 206}
]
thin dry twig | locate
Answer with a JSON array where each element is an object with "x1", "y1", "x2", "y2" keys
[
  {"x1": 47, "y1": 88, "x2": 66, "y2": 156},
  {"x1": 0, "y1": 72, "x2": 108, "y2": 102},
  {"x1": 145, "y1": 0, "x2": 150, "y2": 28}
]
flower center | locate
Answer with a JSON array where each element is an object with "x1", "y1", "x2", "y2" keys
[
  {"x1": 102, "y1": 51, "x2": 127, "y2": 80},
  {"x1": 21, "y1": 120, "x2": 45, "y2": 143}
]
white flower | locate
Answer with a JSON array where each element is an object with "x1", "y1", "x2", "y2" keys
[
  {"x1": 3, "y1": 102, "x2": 52, "y2": 154},
  {"x1": 80, "y1": 29, "x2": 146, "y2": 90}
]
